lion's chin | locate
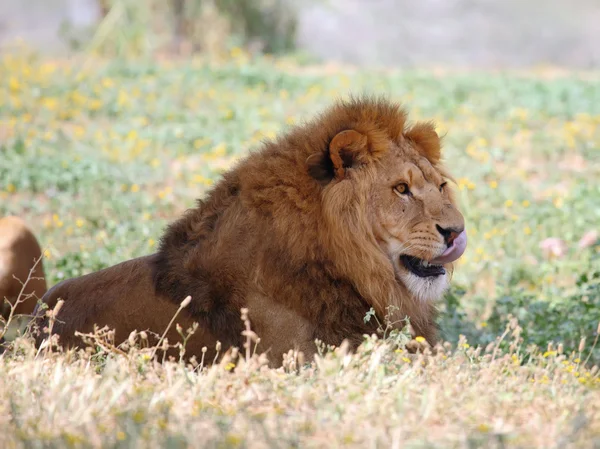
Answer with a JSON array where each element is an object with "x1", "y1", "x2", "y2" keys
[{"x1": 398, "y1": 270, "x2": 449, "y2": 303}]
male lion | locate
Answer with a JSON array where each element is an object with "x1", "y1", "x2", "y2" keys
[
  {"x1": 0, "y1": 216, "x2": 47, "y2": 321},
  {"x1": 35, "y1": 97, "x2": 466, "y2": 365}
]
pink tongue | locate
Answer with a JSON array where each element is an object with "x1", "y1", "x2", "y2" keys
[{"x1": 430, "y1": 230, "x2": 467, "y2": 265}]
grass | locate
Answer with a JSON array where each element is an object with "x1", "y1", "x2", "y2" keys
[{"x1": 1, "y1": 48, "x2": 600, "y2": 447}]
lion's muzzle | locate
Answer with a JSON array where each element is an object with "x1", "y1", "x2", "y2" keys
[{"x1": 430, "y1": 230, "x2": 467, "y2": 265}]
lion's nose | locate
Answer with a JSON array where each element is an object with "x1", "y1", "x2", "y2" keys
[{"x1": 436, "y1": 225, "x2": 464, "y2": 247}]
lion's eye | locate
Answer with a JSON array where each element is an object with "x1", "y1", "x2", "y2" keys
[
  {"x1": 439, "y1": 182, "x2": 447, "y2": 193},
  {"x1": 394, "y1": 183, "x2": 410, "y2": 195}
]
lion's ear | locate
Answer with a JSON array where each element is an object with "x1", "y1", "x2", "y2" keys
[
  {"x1": 405, "y1": 122, "x2": 441, "y2": 164},
  {"x1": 307, "y1": 129, "x2": 368, "y2": 184},
  {"x1": 328, "y1": 129, "x2": 369, "y2": 180}
]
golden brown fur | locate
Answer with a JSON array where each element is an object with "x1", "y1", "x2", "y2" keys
[
  {"x1": 36, "y1": 96, "x2": 465, "y2": 365},
  {"x1": 35, "y1": 256, "x2": 219, "y2": 357},
  {"x1": 0, "y1": 216, "x2": 47, "y2": 320}
]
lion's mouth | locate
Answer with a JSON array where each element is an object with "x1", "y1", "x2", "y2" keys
[{"x1": 400, "y1": 255, "x2": 446, "y2": 278}]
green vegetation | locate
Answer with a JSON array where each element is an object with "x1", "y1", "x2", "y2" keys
[
  {"x1": 75, "y1": 0, "x2": 298, "y2": 57},
  {"x1": 1, "y1": 49, "x2": 599, "y2": 447}
]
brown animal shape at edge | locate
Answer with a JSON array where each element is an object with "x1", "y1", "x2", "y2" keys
[{"x1": 0, "y1": 216, "x2": 47, "y2": 324}]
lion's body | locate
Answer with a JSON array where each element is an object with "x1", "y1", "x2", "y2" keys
[
  {"x1": 39, "y1": 255, "x2": 219, "y2": 357},
  {"x1": 0, "y1": 216, "x2": 47, "y2": 319},
  {"x1": 37, "y1": 97, "x2": 466, "y2": 365}
]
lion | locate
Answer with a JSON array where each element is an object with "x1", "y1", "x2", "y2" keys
[
  {"x1": 0, "y1": 216, "x2": 47, "y2": 322},
  {"x1": 35, "y1": 96, "x2": 466, "y2": 365}
]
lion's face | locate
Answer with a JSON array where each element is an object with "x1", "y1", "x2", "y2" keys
[
  {"x1": 319, "y1": 122, "x2": 467, "y2": 304},
  {"x1": 367, "y1": 141, "x2": 466, "y2": 302}
]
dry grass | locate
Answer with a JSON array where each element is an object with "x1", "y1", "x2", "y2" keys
[{"x1": 1, "y1": 315, "x2": 599, "y2": 448}]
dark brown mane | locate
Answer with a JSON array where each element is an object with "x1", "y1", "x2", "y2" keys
[{"x1": 152, "y1": 171, "x2": 244, "y2": 348}]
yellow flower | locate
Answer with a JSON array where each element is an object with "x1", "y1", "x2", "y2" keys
[
  {"x1": 230, "y1": 47, "x2": 243, "y2": 58},
  {"x1": 42, "y1": 97, "x2": 58, "y2": 110},
  {"x1": 89, "y1": 99, "x2": 102, "y2": 110},
  {"x1": 130, "y1": 184, "x2": 140, "y2": 193},
  {"x1": 225, "y1": 434, "x2": 242, "y2": 445},
  {"x1": 402, "y1": 357, "x2": 411, "y2": 363},
  {"x1": 522, "y1": 200, "x2": 530, "y2": 207},
  {"x1": 415, "y1": 336, "x2": 426, "y2": 343},
  {"x1": 73, "y1": 126, "x2": 85, "y2": 138},
  {"x1": 194, "y1": 138, "x2": 210, "y2": 149},
  {"x1": 52, "y1": 214, "x2": 64, "y2": 228},
  {"x1": 212, "y1": 142, "x2": 227, "y2": 156},
  {"x1": 457, "y1": 177, "x2": 469, "y2": 190},
  {"x1": 504, "y1": 199, "x2": 513, "y2": 207},
  {"x1": 7, "y1": 183, "x2": 15, "y2": 193},
  {"x1": 191, "y1": 175, "x2": 213, "y2": 186},
  {"x1": 540, "y1": 375, "x2": 550, "y2": 384},
  {"x1": 9, "y1": 77, "x2": 20, "y2": 91},
  {"x1": 489, "y1": 180, "x2": 498, "y2": 189},
  {"x1": 512, "y1": 108, "x2": 528, "y2": 121},
  {"x1": 148, "y1": 238, "x2": 155, "y2": 248},
  {"x1": 524, "y1": 226, "x2": 532, "y2": 235},
  {"x1": 75, "y1": 218, "x2": 85, "y2": 228},
  {"x1": 158, "y1": 187, "x2": 172, "y2": 199},
  {"x1": 133, "y1": 410, "x2": 145, "y2": 423}
]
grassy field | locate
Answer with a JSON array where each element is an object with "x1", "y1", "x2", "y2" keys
[{"x1": 1, "y1": 49, "x2": 600, "y2": 447}]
